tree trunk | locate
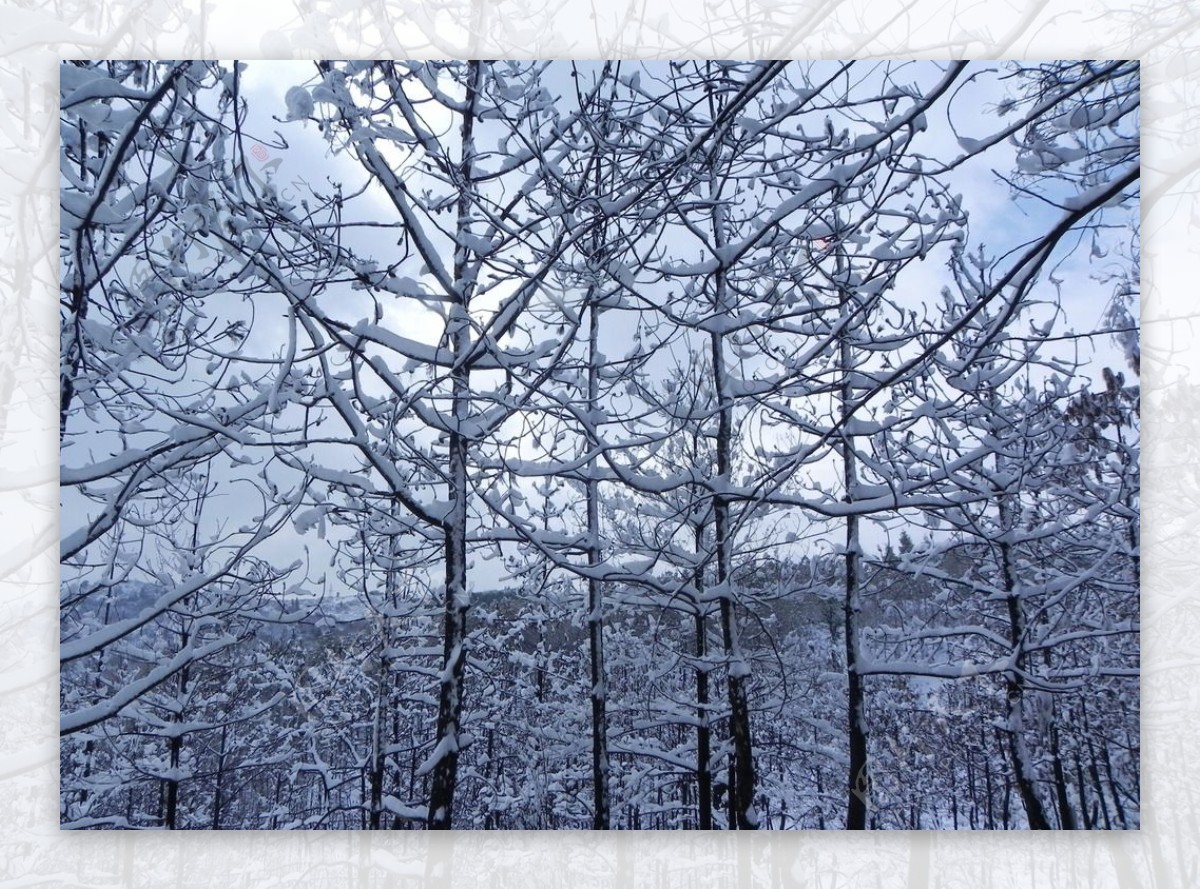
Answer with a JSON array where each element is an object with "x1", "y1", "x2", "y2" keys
[
  {"x1": 694, "y1": 523, "x2": 713, "y2": 831},
  {"x1": 368, "y1": 632, "x2": 387, "y2": 830},
  {"x1": 211, "y1": 723, "x2": 227, "y2": 830},
  {"x1": 586, "y1": 300, "x2": 610, "y2": 830},
  {"x1": 839, "y1": 282, "x2": 869, "y2": 831},
  {"x1": 844, "y1": 508, "x2": 869, "y2": 830},
  {"x1": 427, "y1": 60, "x2": 482, "y2": 831},
  {"x1": 1050, "y1": 719, "x2": 1077, "y2": 829},
  {"x1": 1000, "y1": 536, "x2": 1052, "y2": 830},
  {"x1": 1073, "y1": 747, "x2": 1093, "y2": 829},
  {"x1": 1081, "y1": 700, "x2": 1116, "y2": 829},
  {"x1": 705, "y1": 99, "x2": 756, "y2": 826},
  {"x1": 710, "y1": 286, "x2": 756, "y2": 830},
  {"x1": 164, "y1": 630, "x2": 190, "y2": 830},
  {"x1": 989, "y1": 377, "x2": 1052, "y2": 832}
]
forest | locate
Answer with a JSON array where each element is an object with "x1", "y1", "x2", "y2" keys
[{"x1": 59, "y1": 60, "x2": 1140, "y2": 830}]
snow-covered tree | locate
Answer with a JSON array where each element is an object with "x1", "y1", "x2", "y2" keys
[{"x1": 60, "y1": 59, "x2": 1139, "y2": 831}]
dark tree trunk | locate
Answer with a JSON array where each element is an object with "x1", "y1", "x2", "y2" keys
[
  {"x1": 712, "y1": 329, "x2": 756, "y2": 830},
  {"x1": 427, "y1": 60, "x2": 481, "y2": 831},
  {"x1": 706, "y1": 111, "x2": 756, "y2": 826},
  {"x1": 586, "y1": 299, "x2": 610, "y2": 831},
  {"x1": 1050, "y1": 720, "x2": 1077, "y2": 830},
  {"x1": 164, "y1": 734, "x2": 181, "y2": 830},
  {"x1": 839, "y1": 282, "x2": 869, "y2": 831},
  {"x1": 1082, "y1": 701, "x2": 1115, "y2": 829},
  {"x1": 368, "y1": 640, "x2": 388, "y2": 830},
  {"x1": 427, "y1": 462, "x2": 470, "y2": 831},
  {"x1": 210, "y1": 723, "x2": 227, "y2": 830},
  {"x1": 1074, "y1": 748, "x2": 1094, "y2": 830},
  {"x1": 695, "y1": 605, "x2": 713, "y2": 831},
  {"x1": 983, "y1": 727, "x2": 996, "y2": 830},
  {"x1": 844, "y1": 524, "x2": 869, "y2": 830},
  {"x1": 163, "y1": 632, "x2": 190, "y2": 830},
  {"x1": 1000, "y1": 538, "x2": 1052, "y2": 830}
]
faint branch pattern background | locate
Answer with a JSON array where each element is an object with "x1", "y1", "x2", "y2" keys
[{"x1": 0, "y1": 0, "x2": 1194, "y2": 886}]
